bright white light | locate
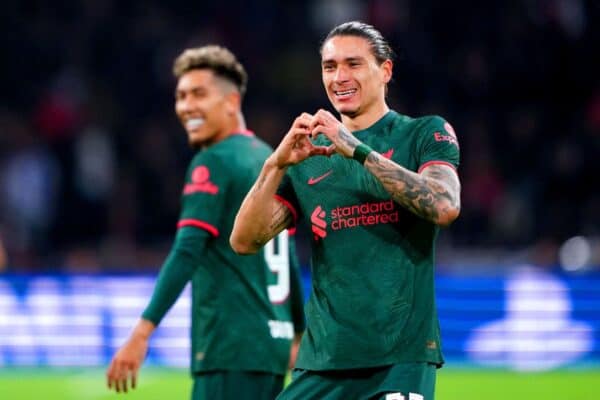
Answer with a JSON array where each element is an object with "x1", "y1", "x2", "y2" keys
[
  {"x1": 559, "y1": 236, "x2": 591, "y2": 272},
  {"x1": 466, "y1": 268, "x2": 593, "y2": 371}
]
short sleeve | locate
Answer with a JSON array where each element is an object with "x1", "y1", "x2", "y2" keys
[
  {"x1": 275, "y1": 172, "x2": 302, "y2": 228},
  {"x1": 416, "y1": 116, "x2": 460, "y2": 173},
  {"x1": 178, "y1": 152, "x2": 231, "y2": 237}
]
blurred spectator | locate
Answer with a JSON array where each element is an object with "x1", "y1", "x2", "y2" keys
[
  {"x1": 1, "y1": 0, "x2": 598, "y2": 270},
  {"x1": 0, "y1": 113, "x2": 60, "y2": 268}
]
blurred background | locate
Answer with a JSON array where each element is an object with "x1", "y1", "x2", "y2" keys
[{"x1": 0, "y1": 0, "x2": 599, "y2": 399}]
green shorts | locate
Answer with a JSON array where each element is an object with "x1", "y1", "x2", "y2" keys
[
  {"x1": 276, "y1": 363, "x2": 436, "y2": 400},
  {"x1": 193, "y1": 370, "x2": 284, "y2": 400}
]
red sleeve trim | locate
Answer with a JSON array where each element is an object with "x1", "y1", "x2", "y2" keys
[
  {"x1": 418, "y1": 160, "x2": 457, "y2": 174},
  {"x1": 232, "y1": 129, "x2": 255, "y2": 137},
  {"x1": 177, "y1": 219, "x2": 219, "y2": 237},
  {"x1": 274, "y1": 194, "x2": 298, "y2": 227}
]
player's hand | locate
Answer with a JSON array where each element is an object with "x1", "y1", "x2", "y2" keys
[
  {"x1": 270, "y1": 113, "x2": 333, "y2": 168},
  {"x1": 106, "y1": 334, "x2": 149, "y2": 393},
  {"x1": 309, "y1": 109, "x2": 360, "y2": 158}
]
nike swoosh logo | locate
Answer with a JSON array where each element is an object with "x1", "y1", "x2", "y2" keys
[
  {"x1": 381, "y1": 148, "x2": 394, "y2": 159},
  {"x1": 307, "y1": 170, "x2": 333, "y2": 185}
]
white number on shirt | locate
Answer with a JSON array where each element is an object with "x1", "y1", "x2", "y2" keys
[{"x1": 264, "y1": 231, "x2": 290, "y2": 304}]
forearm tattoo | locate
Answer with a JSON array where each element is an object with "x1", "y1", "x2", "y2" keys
[
  {"x1": 366, "y1": 154, "x2": 461, "y2": 223},
  {"x1": 270, "y1": 203, "x2": 293, "y2": 233},
  {"x1": 338, "y1": 126, "x2": 361, "y2": 153},
  {"x1": 251, "y1": 174, "x2": 267, "y2": 195},
  {"x1": 252, "y1": 202, "x2": 292, "y2": 248}
]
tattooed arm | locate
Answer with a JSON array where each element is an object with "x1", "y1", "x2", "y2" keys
[
  {"x1": 230, "y1": 161, "x2": 293, "y2": 254},
  {"x1": 364, "y1": 154, "x2": 461, "y2": 227},
  {"x1": 231, "y1": 113, "x2": 330, "y2": 254},
  {"x1": 309, "y1": 109, "x2": 460, "y2": 227}
]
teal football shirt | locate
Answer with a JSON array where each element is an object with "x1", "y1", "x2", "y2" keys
[
  {"x1": 276, "y1": 111, "x2": 459, "y2": 370},
  {"x1": 178, "y1": 132, "x2": 305, "y2": 375}
]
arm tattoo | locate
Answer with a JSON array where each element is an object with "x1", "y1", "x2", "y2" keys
[
  {"x1": 251, "y1": 174, "x2": 267, "y2": 194},
  {"x1": 254, "y1": 202, "x2": 292, "y2": 247},
  {"x1": 269, "y1": 203, "x2": 293, "y2": 233},
  {"x1": 366, "y1": 154, "x2": 461, "y2": 224},
  {"x1": 338, "y1": 126, "x2": 360, "y2": 151}
]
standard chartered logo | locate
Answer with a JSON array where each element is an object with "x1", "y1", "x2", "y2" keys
[
  {"x1": 310, "y1": 206, "x2": 327, "y2": 240},
  {"x1": 310, "y1": 200, "x2": 399, "y2": 240}
]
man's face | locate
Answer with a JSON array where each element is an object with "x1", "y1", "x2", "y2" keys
[
  {"x1": 175, "y1": 69, "x2": 233, "y2": 148},
  {"x1": 321, "y1": 35, "x2": 391, "y2": 118}
]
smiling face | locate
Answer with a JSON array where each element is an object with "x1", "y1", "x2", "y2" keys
[
  {"x1": 321, "y1": 35, "x2": 392, "y2": 120},
  {"x1": 174, "y1": 69, "x2": 238, "y2": 148}
]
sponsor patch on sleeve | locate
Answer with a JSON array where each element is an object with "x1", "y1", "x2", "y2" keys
[{"x1": 433, "y1": 122, "x2": 459, "y2": 148}]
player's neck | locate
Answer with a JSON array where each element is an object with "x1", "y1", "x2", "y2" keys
[
  {"x1": 216, "y1": 113, "x2": 247, "y2": 143},
  {"x1": 224, "y1": 112, "x2": 247, "y2": 135},
  {"x1": 232, "y1": 112, "x2": 247, "y2": 134},
  {"x1": 341, "y1": 102, "x2": 390, "y2": 132}
]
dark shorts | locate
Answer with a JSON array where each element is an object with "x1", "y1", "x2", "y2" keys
[
  {"x1": 193, "y1": 370, "x2": 284, "y2": 400},
  {"x1": 276, "y1": 363, "x2": 436, "y2": 400}
]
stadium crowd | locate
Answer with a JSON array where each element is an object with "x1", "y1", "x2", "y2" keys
[{"x1": 1, "y1": 0, "x2": 598, "y2": 271}]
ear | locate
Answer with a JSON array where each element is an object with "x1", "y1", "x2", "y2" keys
[{"x1": 381, "y1": 59, "x2": 393, "y2": 84}]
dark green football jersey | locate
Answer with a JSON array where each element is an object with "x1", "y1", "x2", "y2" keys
[
  {"x1": 179, "y1": 132, "x2": 305, "y2": 375},
  {"x1": 276, "y1": 111, "x2": 459, "y2": 370}
]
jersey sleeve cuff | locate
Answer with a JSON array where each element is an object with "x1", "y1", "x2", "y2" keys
[
  {"x1": 177, "y1": 219, "x2": 219, "y2": 237},
  {"x1": 274, "y1": 194, "x2": 298, "y2": 231},
  {"x1": 418, "y1": 160, "x2": 457, "y2": 173}
]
